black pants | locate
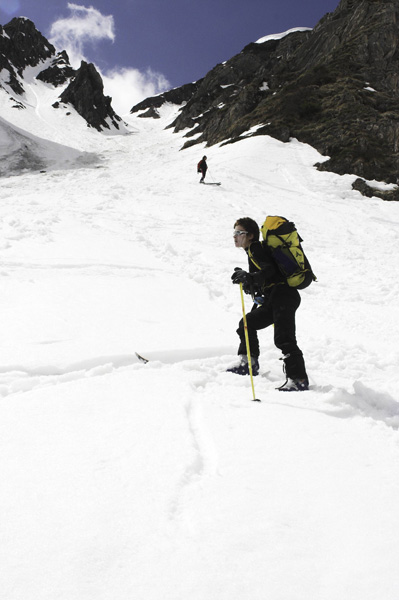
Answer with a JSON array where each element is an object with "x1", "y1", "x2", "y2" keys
[{"x1": 237, "y1": 285, "x2": 307, "y2": 380}]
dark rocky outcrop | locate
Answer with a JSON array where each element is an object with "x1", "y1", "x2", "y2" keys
[
  {"x1": 132, "y1": 0, "x2": 399, "y2": 188},
  {"x1": 137, "y1": 107, "x2": 161, "y2": 119},
  {"x1": 59, "y1": 61, "x2": 122, "y2": 131},
  {"x1": 0, "y1": 17, "x2": 123, "y2": 132},
  {"x1": 131, "y1": 81, "x2": 202, "y2": 115},
  {"x1": 352, "y1": 177, "x2": 399, "y2": 200},
  {"x1": 131, "y1": 81, "x2": 203, "y2": 118}
]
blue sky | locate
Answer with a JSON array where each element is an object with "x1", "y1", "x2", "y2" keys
[{"x1": 0, "y1": 0, "x2": 339, "y2": 113}]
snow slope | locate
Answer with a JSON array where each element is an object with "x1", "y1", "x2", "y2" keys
[
  {"x1": 1, "y1": 94, "x2": 399, "y2": 600},
  {"x1": 0, "y1": 114, "x2": 99, "y2": 176}
]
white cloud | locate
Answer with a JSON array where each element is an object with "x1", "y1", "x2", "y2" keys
[
  {"x1": 48, "y1": 4, "x2": 170, "y2": 116},
  {"x1": 49, "y1": 3, "x2": 115, "y2": 67},
  {"x1": 102, "y1": 67, "x2": 170, "y2": 115}
]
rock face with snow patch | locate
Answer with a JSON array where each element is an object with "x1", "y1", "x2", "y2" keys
[
  {"x1": 131, "y1": 0, "x2": 399, "y2": 185},
  {"x1": 0, "y1": 17, "x2": 123, "y2": 132},
  {"x1": 59, "y1": 61, "x2": 123, "y2": 131},
  {"x1": 36, "y1": 51, "x2": 75, "y2": 87},
  {"x1": 0, "y1": 17, "x2": 55, "y2": 94}
]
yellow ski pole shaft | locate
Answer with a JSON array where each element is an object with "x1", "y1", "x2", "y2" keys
[{"x1": 239, "y1": 283, "x2": 260, "y2": 402}]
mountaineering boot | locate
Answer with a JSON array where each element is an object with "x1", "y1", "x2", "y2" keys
[
  {"x1": 227, "y1": 355, "x2": 259, "y2": 376},
  {"x1": 277, "y1": 378, "x2": 309, "y2": 392},
  {"x1": 279, "y1": 351, "x2": 309, "y2": 391}
]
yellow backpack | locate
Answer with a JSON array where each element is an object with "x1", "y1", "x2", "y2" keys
[{"x1": 251, "y1": 216, "x2": 316, "y2": 289}]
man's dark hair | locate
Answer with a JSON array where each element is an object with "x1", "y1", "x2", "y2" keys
[{"x1": 234, "y1": 217, "x2": 260, "y2": 241}]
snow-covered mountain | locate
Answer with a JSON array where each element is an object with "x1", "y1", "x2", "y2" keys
[
  {"x1": 0, "y1": 25, "x2": 131, "y2": 177},
  {"x1": 0, "y1": 17, "x2": 127, "y2": 176},
  {"x1": 0, "y1": 72, "x2": 103, "y2": 177},
  {"x1": 1, "y1": 62, "x2": 399, "y2": 599},
  {"x1": 133, "y1": 0, "x2": 399, "y2": 193}
]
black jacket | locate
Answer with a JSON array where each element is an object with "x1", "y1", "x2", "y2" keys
[
  {"x1": 198, "y1": 159, "x2": 207, "y2": 174},
  {"x1": 246, "y1": 241, "x2": 285, "y2": 294}
]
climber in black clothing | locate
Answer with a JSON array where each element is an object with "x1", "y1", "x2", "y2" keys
[
  {"x1": 197, "y1": 156, "x2": 208, "y2": 183},
  {"x1": 228, "y1": 217, "x2": 309, "y2": 392}
]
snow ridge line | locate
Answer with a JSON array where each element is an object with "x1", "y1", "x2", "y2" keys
[
  {"x1": 327, "y1": 382, "x2": 399, "y2": 431},
  {"x1": 0, "y1": 354, "x2": 139, "y2": 397},
  {"x1": 282, "y1": 383, "x2": 399, "y2": 432},
  {"x1": 0, "y1": 261, "x2": 164, "y2": 272}
]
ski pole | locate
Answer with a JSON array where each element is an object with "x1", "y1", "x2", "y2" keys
[{"x1": 239, "y1": 283, "x2": 260, "y2": 402}]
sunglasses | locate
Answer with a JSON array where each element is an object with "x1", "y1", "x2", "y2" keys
[{"x1": 233, "y1": 230, "x2": 248, "y2": 237}]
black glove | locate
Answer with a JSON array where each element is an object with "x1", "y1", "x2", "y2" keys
[{"x1": 231, "y1": 267, "x2": 251, "y2": 285}]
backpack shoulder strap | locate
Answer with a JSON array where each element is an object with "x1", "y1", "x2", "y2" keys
[
  {"x1": 247, "y1": 246, "x2": 262, "y2": 270},
  {"x1": 247, "y1": 241, "x2": 272, "y2": 270}
]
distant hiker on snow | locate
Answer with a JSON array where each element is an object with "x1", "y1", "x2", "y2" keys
[
  {"x1": 228, "y1": 216, "x2": 314, "y2": 391},
  {"x1": 197, "y1": 156, "x2": 207, "y2": 183}
]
